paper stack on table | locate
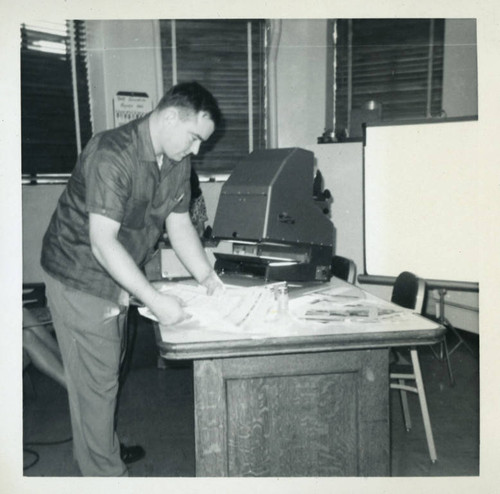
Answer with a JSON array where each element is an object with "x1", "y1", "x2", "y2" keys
[
  {"x1": 138, "y1": 282, "x2": 282, "y2": 333},
  {"x1": 288, "y1": 285, "x2": 407, "y2": 324}
]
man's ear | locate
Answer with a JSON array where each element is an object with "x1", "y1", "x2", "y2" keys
[{"x1": 161, "y1": 107, "x2": 179, "y2": 127}]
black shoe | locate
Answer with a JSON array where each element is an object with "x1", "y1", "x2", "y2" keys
[{"x1": 120, "y1": 443, "x2": 146, "y2": 464}]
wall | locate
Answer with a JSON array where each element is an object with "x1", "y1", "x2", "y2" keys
[
  {"x1": 304, "y1": 143, "x2": 364, "y2": 269},
  {"x1": 276, "y1": 19, "x2": 329, "y2": 148},
  {"x1": 442, "y1": 19, "x2": 478, "y2": 118},
  {"x1": 86, "y1": 20, "x2": 164, "y2": 133},
  {"x1": 22, "y1": 185, "x2": 65, "y2": 283}
]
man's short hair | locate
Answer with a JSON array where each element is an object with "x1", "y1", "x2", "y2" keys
[{"x1": 156, "y1": 81, "x2": 222, "y2": 127}]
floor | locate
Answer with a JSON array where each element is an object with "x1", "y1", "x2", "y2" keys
[{"x1": 23, "y1": 317, "x2": 479, "y2": 478}]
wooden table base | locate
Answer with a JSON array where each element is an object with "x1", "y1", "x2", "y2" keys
[{"x1": 193, "y1": 348, "x2": 390, "y2": 477}]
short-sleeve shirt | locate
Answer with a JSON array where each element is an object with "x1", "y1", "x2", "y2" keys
[{"x1": 41, "y1": 114, "x2": 191, "y2": 304}]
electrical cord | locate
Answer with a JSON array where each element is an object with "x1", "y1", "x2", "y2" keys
[
  {"x1": 23, "y1": 436, "x2": 73, "y2": 471},
  {"x1": 23, "y1": 448, "x2": 39, "y2": 471}
]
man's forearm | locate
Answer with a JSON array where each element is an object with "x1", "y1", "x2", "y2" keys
[
  {"x1": 89, "y1": 212, "x2": 188, "y2": 324},
  {"x1": 91, "y1": 234, "x2": 159, "y2": 306},
  {"x1": 166, "y1": 212, "x2": 214, "y2": 283}
]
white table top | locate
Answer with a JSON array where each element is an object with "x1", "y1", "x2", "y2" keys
[{"x1": 143, "y1": 276, "x2": 444, "y2": 359}]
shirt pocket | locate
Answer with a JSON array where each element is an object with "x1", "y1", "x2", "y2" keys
[{"x1": 122, "y1": 198, "x2": 149, "y2": 229}]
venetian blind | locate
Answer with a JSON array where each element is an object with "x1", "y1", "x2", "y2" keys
[
  {"x1": 334, "y1": 19, "x2": 445, "y2": 135},
  {"x1": 21, "y1": 20, "x2": 92, "y2": 176},
  {"x1": 160, "y1": 19, "x2": 266, "y2": 173}
]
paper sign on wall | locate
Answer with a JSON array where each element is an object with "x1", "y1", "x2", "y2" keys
[{"x1": 113, "y1": 91, "x2": 152, "y2": 127}]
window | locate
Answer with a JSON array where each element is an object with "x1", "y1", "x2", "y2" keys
[
  {"x1": 21, "y1": 20, "x2": 92, "y2": 178},
  {"x1": 160, "y1": 19, "x2": 266, "y2": 174},
  {"x1": 333, "y1": 19, "x2": 445, "y2": 137}
]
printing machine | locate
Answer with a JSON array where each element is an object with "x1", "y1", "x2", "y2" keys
[{"x1": 211, "y1": 147, "x2": 335, "y2": 282}]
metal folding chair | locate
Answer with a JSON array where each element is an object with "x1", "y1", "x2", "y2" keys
[{"x1": 389, "y1": 271, "x2": 437, "y2": 463}]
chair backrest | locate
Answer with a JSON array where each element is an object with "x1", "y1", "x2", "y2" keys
[
  {"x1": 331, "y1": 256, "x2": 357, "y2": 284},
  {"x1": 391, "y1": 271, "x2": 426, "y2": 314}
]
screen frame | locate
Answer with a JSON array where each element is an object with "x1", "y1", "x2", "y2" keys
[{"x1": 361, "y1": 117, "x2": 480, "y2": 292}]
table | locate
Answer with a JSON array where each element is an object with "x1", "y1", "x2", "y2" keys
[{"x1": 153, "y1": 275, "x2": 444, "y2": 477}]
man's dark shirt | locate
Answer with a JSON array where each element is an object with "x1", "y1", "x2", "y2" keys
[{"x1": 41, "y1": 114, "x2": 191, "y2": 304}]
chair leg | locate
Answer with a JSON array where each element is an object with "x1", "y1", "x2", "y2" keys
[
  {"x1": 429, "y1": 337, "x2": 455, "y2": 387},
  {"x1": 446, "y1": 320, "x2": 475, "y2": 356},
  {"x1": 442, "y1": 337, "x2": 455, "y2": 386},
  {"x1": 410, "y1": 349, "x2": 437, "y2": 463},
  {"x1": 429, "y1": 341, "x2": 444, "y2": 361},
  {"x1": 399, "y1": 380, "x2": 412, "y2": 431}
]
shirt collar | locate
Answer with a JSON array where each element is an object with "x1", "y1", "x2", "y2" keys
[{"x1": 136, "y1": 113, "x2": 157, "y2": 163}]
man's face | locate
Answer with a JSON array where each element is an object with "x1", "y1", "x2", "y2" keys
[{"x1": 160, "y1": 109, "x2": 215, "y2": 163}]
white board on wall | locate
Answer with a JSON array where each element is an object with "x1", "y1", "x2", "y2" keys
[{"x1": 364, "y1": 119, "x2": 480, "y2": 283}]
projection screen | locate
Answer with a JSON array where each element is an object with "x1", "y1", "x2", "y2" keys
[{"x1": 363, "y1": 119, "x2": 480, "y2": 284}]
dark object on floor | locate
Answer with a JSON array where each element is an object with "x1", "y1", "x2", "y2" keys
[{"x1": 120, "y1": 443, "x2": 146, "y2": 464}]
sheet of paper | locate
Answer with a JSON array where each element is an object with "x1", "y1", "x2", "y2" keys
[
  {"x1": 138, "y1": 282, "x2": 282, "y2": 334},
  {"x1": 289, "y1": 285, "x2": 409, "y2": 324}
]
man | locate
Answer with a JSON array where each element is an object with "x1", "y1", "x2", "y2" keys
[{"x1": 40, "y1": 81, "x2": 223, "y2": 476}]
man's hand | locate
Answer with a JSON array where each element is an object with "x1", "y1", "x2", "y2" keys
[
  {"x1": 200, "y1": 270, "x2": 224, "y2": 296},
  {"x1": 148, "y1": 292, "x2": 189, "y2": 326}
]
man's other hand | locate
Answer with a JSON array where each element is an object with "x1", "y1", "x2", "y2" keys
[
  {"x1": 149, "y1": 292, "x2": 189, "y2": 326},
  {"x1": 200, "y1": 270, "x2": 225, "y2": 296}
]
